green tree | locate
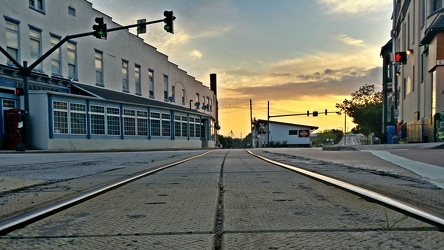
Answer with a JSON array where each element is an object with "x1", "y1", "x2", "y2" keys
[
  {"x1": 312, "y1": 129, "x2": 343, "y2": 146},
  {"x1": 336, "y1": 84, "x2": 383, "y2": 139}
]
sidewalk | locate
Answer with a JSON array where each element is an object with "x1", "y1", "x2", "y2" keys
[{"x1": 321, "y1": 142, "x2": 444, "y2": 188}]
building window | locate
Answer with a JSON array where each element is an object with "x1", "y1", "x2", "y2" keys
[
  {"x1": 53, "y1": 101, "x2": 68, "y2": 134},
  {"x1": 50, "y1": 35, "x2": 61, "y2": 75},
  {"x1": 29, "y1": 0, "x2": 45, "y2": 13},
  {"x1": 194, "y1": 117, "x2": 201, "y2": 138},
  {"x1": 210, "y1": 99, "x2": 213, "y2": 112},
  {"x1": 171, "y1": 85, "x2": 176, "y2": 101},
  {"x1": 95, "y1": 50, "x2": 103, "y2": 86},
  {"x1": 188, "y1": 117, "x2": 201, "y2": 138},
  {"x1": 183, "y1": 117, "x2": 190, "y2": 137},
  {"x1": 207, "y1": 97, "x2": 210, "y2": 110},
  {"x1": 5, "y1": 20, "x2": 19, "y2": 65},
  {"x1": 69, "y1": 103, "x2": 86, "y2": 135},
  {"x1": 124, "y1": 109, "x2": 136, "y2": 136},
  {"x1": 135, "y1": 65, "x2": 141, "y2": 95},
  {"x1": 122, "y1": 60, "x2": 129, "y2": 92},
  {"x1": 175, "y1": 115, "x2": 189, "y2": 137},
  {"x1": 196, "y1": 93, "x2": 200, "y2": 109},
  {"x1": 163, "y1": 75, "x2": 169, "y2": 101},
  {"x1": 90, "y1": 105, "x2": 105, "y2": 135},
  {"x1": 182, "y1": 89, "x2": 186, "y2": 105},
  {"x1": 432, "y1": 0, "x2": 442, "y2": 12},
  {"x1": 29, "y1": 28, "x2": 42, "y2": 70},
  {"x1": 106, "y1": 107, "x2": 120, "y2": 136},
  {"x1": 161, "y1": 113, "x2": 171, "y2": 137},
  {"x1": 150, "y1": 112, "x2": 170, "y2": 137},
  {"x1": 67, "y1": 41, "x2": 77, "y2": 80},
  {"x1": 150, "y1": 112, "x2": 161, "y2": 136},
  {"x1": 148, "y1": 69, "x2": 154, "y2": 98},
  {"x1": 68, "y1": 6, "x2": 76, "y2": 16},
  {"x1": 174, "y1": 115, "x2": 182, "y2": 137},
  {"x1": 137, "y1": 110, "x2": 148, "y2": 136}
]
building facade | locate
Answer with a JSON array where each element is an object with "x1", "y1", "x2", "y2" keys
[
  {"x1": 252, "y1": 119, "x2": 318, "y2": 148},
  {"x1": 0, "y1": 0, "x2": 218, "y2": 150},
  {"x1": 382, "y1": 0, "x2": 444, "y2": 143}
]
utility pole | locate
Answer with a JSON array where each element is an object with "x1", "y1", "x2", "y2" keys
[{"x1": 250, "y1": 99, "x2": 253, "y2": 147}]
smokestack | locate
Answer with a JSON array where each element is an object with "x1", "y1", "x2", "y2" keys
[{"x1": 210, "y1": 73, "x2": 217, "y2": 96}]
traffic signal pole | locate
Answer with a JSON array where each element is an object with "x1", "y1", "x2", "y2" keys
[{"x1": 0, "y1": 17, "x2": 168, "y2": 150}]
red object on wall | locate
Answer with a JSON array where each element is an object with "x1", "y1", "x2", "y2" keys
[{"x1": 3, "y1": 109, "x2": 25, "y2": 150}]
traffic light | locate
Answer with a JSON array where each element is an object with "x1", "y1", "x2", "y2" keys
[
  {"x1": 307, "y1": 110, "x2": 310, "y2": 117},
  {"x1": 313, "y1": 111, "x2": 318, "y2": 117},
  {"x1": 93, "y1": 17, "x2": 107, "y2": 39},
  {"x1": 15, "y1": 88, "x2": 24, "y2": 96},
  {"x1": 395, "y1": 52, "x2": 407, "y2": 64},
  {"x1": 163, "y1": 11, "x2": 175, "y2": 34},
  {"x1": 325, "y1": 109, "x2": 328, "y2": 115}
]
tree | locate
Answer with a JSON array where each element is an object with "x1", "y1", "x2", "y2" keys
[
  {"x1": 311, "y1": 129, "x2": 343, "y2": 147},
  {"x1": 336, "y1": 84, "x2": 383, "y2": 139}
]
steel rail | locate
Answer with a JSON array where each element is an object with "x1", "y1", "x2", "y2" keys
[
  {"x1": 246, "y1": 150, "x2": 444, "y2": 231},
  {"x1": 0, "y1": 151, "x2": 211, "y2": 235}
]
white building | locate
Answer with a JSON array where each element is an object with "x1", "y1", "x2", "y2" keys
[
  {"x1": 0, "y1": 0, "x2": 219, "y2": 150},
  {"x1": 252, "y1": 119, "x2": 318, "y2": 147}
]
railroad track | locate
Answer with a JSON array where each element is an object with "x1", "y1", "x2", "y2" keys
[{"x1": 0, "y1": 149, "x2": 442, "y2": 249}]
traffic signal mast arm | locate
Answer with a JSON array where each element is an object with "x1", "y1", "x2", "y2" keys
[
  {"x1": 0, "y1": 18, "x2": 167, "y2": 73},
  {"x1": 268, "y1": 110, "x2": 338, "y2": 118},
  {"x1": 268, "y1": 113, "x2": 308, "y2": 118}
]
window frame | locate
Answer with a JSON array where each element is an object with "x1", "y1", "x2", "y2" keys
[
  {"x1": 29, "y1": 0, "x2": 45, "y2": 14},
  {"x1": 122, "y1": 60, "x2": 129, "y2": 92},
  {"x1": 5, "y1": 19, "x2": 20, "y2": 65},
  {"x1": 95, "y1": 50, "x2": 104, "y2": 86},
  {"x1": 135, "y1": 64, "x2": 141, "y2": 95},
  {"x1": 50, "y1": 35, "x2": 62, "y2": 76},
  {"x1": 148, "y1": 69, "x2": 154, "y2": 98},
  {"x1": 29, "y1": 26, "x2": 42, "y2": 71},
  {"x1": 67, "y1": 41, "x2": 77, "y2": 80}
]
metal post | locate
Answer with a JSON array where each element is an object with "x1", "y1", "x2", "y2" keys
[
  {"x1": 250, "y1": 99, "x2": 253, "y2": 147},
  {"x1": 22, "y1": 61, "x2": 32, "y2": 150},
  {"x1": 267, "y1": 101, "x2": 270, "y2": 146}
]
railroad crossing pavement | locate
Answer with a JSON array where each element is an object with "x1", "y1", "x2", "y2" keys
[{"x1": 1, "y1": 149, "x2": 443, "y2": 249}]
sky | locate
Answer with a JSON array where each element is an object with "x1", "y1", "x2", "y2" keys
[{"x1": 88, "y1": 0, "x2": 393, "y2": 138}]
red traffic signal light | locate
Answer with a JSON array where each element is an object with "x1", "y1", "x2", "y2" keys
[
  {"x1": 395, "y1": 52, "x2": 407, "y2": 64},
  {"x1": 15, "y1": 88, "x2": 24, "y2": 96},
  {"x1": 93, "y1": 17, "x2": 107, "y2": 39},
  {"x1": 163, "y1": 11, "x2": 176, "y2": 34}
]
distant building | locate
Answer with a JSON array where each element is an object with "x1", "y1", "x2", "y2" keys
[
  {"x1": 382, "y1": 0, "x2": 444, "y2": 143},
  {"x1": 252, "y1": 119, "x2": 318, "y2": 147},
  {"x1": 0, "y1": 0, "x2": 219, "y2": 150}
]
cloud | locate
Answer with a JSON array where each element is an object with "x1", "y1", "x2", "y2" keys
[
  {"x1": 190, "y1": 50, "x2": 203, "y2": 59},
  {"x1": 333, "y1": 33, "x2": 364, "y2": 47},
  {"x1": 216, "y1": 46, "x2": 382, "y2": 90},
  {"x1": 317, "y1": 0, "x2": 391, "y2": 15},
  {"x1": 218, "y1": 66, "x2": 382, "y2": 104}
]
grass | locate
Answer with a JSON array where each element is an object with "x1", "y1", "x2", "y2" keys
[{"x1": 382, "y1": 208, "x2": 409, "y2": 231}]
